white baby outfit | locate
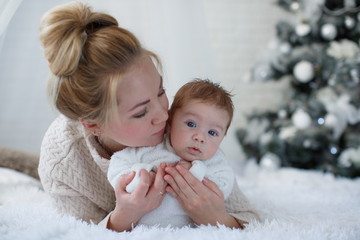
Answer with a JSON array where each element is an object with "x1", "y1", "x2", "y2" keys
[{"x1": 107, "y1": 135, "x2": 235, "y2": 228}]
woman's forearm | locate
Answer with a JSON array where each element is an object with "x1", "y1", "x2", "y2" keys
[{"x1": 106, "y1": 208, "x2": 138, "y2": 232}]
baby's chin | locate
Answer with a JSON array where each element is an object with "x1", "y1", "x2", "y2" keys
[{"x1": 177, "y1": 152, "x2": 205, "y2": 162}]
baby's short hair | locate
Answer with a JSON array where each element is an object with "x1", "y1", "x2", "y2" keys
[{"x1": 169, "y1": 78, "x2": 234, "y2": 132}]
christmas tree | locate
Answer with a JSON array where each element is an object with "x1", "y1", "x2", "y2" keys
[{"x1": 236, "y1": 0, "x2": 360, "y2": 178}]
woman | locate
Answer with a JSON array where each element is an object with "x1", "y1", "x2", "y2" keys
[{"x1": 38, "y1": 1, "x2": 259, "y2": 232}]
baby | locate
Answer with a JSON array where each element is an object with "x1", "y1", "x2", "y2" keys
[{"x1": 107, "y1": 79, "x2": 235, "y2": 227}]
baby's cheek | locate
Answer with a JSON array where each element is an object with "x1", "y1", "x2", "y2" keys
[{"x1": 203, "y1": 144, "x2": 219, "y2": 159}]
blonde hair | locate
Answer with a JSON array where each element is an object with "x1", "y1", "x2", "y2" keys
[
  {"x1": 169, "y1": 79, "x2": 234, "y2": 133},
  {"x1": 40, "y1": 2, "x2": 161, "y2": 126}
]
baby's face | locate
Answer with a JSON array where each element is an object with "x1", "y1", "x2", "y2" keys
[{"x1": 169, "y1": 100, "x2": 229, "y2": 161}]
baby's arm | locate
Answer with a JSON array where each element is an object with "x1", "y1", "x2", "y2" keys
[
  {"x1": 125, "y1": 163, "x2": 153, "y2": 192},
  {"x1": 107, "y1": 149, "x2": 154, "y2": 192}
]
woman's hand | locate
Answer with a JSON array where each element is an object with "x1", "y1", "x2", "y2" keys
[
  {"x1": 176, "y1": 159, "x2": 192, "y2": 170},
  {"x1": 108, "y1": 163, "x2": 167, "y2": 231},
  {"x1": 164, "y1": 164, "x2": 241, "y2": 228}
]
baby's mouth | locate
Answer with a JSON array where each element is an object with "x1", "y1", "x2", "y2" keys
[{"x1": 188, "y1": 147, "x2": 201, "y2": 155}]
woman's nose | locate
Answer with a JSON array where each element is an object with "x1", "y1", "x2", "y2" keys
[{"x1": 152, "y1": 105, "x2": 168, "y2": 125}]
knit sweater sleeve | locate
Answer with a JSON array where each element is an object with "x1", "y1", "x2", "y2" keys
[
  {"x1": 38, "y1": 116, "x2": 115, "y2": 224},
  {"x1": 203, "y1": 151, "x2": 235, "y2": 199},
  {"x1": 224, "y1": 180, "x2": 261, "y2": 224}
]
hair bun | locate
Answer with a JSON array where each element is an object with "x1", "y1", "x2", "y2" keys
[{"x1": 39, "y1": 1, "x2": 117, "y2": 77}]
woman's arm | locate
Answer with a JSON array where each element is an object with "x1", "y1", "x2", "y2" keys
[
  {"x1": 225, "y1": 180, "x2": 261, "y2": 224},
  {"x1": 164, "y1": 164, "x2": 245, "y2": 229}
]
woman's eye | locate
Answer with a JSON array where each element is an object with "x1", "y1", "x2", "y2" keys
[
  {"x1": 208, "y1": 130, "x2": 218, "y2": 136},
  {"x1": 158, "y1": 88, "x2": 166, "y2": 97},
  {"x1": 186, "y1": 121, "x2": 196, "y2": 128},
  {"x1": 134, "y1": 109, "x2": 147, "y2": 118}
]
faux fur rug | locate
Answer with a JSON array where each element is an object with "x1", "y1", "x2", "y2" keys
[{"x1": 1, "y1": 161, "x2": 359, "y2": 240}]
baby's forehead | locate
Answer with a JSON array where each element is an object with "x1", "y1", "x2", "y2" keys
[
  {"x1": 180, "y1": 102, "x2": 229, "y2": 127},
  {"x1": 182, "y1": 99, "x2": 227, "y2": 114}
]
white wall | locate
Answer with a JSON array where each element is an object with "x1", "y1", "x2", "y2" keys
[{"x1": 0, "y1": 0, "x2": 292, "y2": 162}]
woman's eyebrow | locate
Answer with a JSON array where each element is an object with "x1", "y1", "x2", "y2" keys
[
  {"x1": 128, "y1": 99, "x2": 150, "y2": 112},
  {"x1": 128, "y1": 76, "x2": 163, "y2": 112}
]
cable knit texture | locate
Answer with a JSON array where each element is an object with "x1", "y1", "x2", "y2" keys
[
  {"x1": 38, "y1": 115, "x2": 260, "y2": 225},
  {"x1": 38, "y1": 115, "x2": 115, "y2": 224}
]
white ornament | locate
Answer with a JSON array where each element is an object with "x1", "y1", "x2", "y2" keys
[
  {"x1": 345, "y1": 16, "x2": 355, "y2": 29},
  {"x1": 290, "y1": 2, "x2": 300, "y2": 12},
  {"x1": 321, "y1": 23, "x2": 337, "y2": 41},
  {"x1": 293, "y1": 60, "x2": 314, "y2": 83},
  {"x1": 260, "y1": 152, "x2": 281, "y2": 170},
  {"x1": 279, "y1": 42, "x2": 291, "y2": 55},
  {"x1": 296, "y1": 23, "x2": 311, "y2": 37},
  {"x1": 292, "y1": 109, "x2": 312, "y2": 129}
]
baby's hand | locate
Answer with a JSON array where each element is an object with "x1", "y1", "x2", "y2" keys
[
  {"x1": 177, "y1": 160, "x2": 192, "y2": 170},
  {"x1": 189, "y1": 160, "x2": 207, "y2": 181}
]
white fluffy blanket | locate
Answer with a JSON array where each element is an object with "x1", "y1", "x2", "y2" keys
[{"x1": 1, "y1": 161, "x2": 359, "y2": 240}]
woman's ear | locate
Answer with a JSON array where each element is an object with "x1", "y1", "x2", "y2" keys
[{"x1": 79, "y1": 118, "x2": 101, "y2": 136}]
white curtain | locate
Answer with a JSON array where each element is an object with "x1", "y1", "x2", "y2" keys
[
  {"x1": 0, "y1": 0, "x2": 22, "y2": 52},
  {"x1": 0, "y1": 0, "x2": 215, "y2": 153},
  {"x1": 83, "y1": 0, "x2": 216, "y2": 100}
]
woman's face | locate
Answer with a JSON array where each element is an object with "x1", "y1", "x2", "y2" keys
[{"x1": 102, "y1": 56, "x2": 169, "y2": 151}]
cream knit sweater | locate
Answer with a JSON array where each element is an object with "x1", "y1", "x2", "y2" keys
[{"x1": 38, "y1": 115, "x2": 260, "y2": 225}]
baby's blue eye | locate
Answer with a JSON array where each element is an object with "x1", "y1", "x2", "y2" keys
[
  {"x1": 186, "y1": 121, "x2": 196, "y2": 128},
  {"x1": 208, "y1": 130, "x2": 217, "y2": 136}
]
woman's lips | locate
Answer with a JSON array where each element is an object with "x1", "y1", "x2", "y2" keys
[{"x1": 154, "y1": 128, "x2": 165, "y2": 136}]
